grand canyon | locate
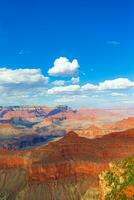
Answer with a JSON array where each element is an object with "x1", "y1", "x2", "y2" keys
[
  {"x1": 0, "y1": 0, "x2": 133, "y2": 199},
  {"x1": 0, "y1": 105, "x2": 134, "y2": 200}
]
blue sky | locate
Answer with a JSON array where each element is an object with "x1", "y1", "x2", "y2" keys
[{"x1": 0, "y1": 0, "x2": 134, "y2": 107}]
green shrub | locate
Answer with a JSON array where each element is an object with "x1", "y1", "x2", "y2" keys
[{"x1": 99, "y1": 155, "x2": 134, "y2": 200}]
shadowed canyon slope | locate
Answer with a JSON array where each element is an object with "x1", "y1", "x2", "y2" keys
[{"x1": 0, "y1": 106, "x2": 134, "y2": 150}]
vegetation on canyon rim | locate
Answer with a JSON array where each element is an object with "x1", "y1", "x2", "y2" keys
[{"x1": 99, "y1": 155, "x2": 134, "y2": 200}]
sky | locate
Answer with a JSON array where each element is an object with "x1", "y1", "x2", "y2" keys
[{"x1": 0, "y1": 0, "x2": 134, "y2": 108}]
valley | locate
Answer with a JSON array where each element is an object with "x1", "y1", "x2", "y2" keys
[{"x1": 0, "y1": 106, "x2": 134, "y2": 199}]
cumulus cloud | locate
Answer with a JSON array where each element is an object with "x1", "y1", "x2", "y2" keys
[
  {"x1": 48, "y1": 78, "x2": 134, "y2": 97},
  {"x1": 47, "y1": 85, "x2": 80, "y2": 95},
  {"x1": 0, "y1": 68, "x2": 49, "y2": 85},
  {"x1": 81, "y1": 83, "x2": 98, "y2": 91},
  {"x1": 0, "y1": 65, "x2": 133, "y2": 107},
  {"x1": 82, "y1": 78, "x2": 134, "y2": 91},
  {"x1": 48, "y1": 57, "x2": 79, "y2": 76},
  {"x1": 97, "y1": 78, "x2": 134, "y2": 90},
  {"x1": 71, "y1": 77, "x2": 80, "y2": 84},
  {"x1": 0, "y1": 68, "x2": 49, "y2": 105},
  {"x1": 52, "y1": 80, "x2": 65, "y2": 86}
]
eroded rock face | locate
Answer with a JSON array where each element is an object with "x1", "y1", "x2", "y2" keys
[
  {"x1": 1, "y1": 106, "x2": 134, "y2": 152},
  {"x1": 0, "y1": 129, "x2": 134, "y2": 200},
  {"x1": 0, "y1": 157, "x2": 31, "y2": 169}
]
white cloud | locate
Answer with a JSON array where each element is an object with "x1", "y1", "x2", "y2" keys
[
  {"x1": 98, "y1": 78, "x2": 134, "y2": 90},
  {"x1": 82, "y1": 83, "x2": 98, "y2": 91},
  {"x1": 0, "y1": 65, "x2": 133, "y2": 107},
  {"x1": 48, "y1": 78, "x2": 134, "y2": 97},
  {"x1": 111, "y1": 92, "x2": 127, "y2": 97},
  {"x1": 48, "y1": 57, "x2": 79, "y2": 76},
  {"x1": 0, "y1": 68, "x2": 49, "y2": 105},
  {"x1": 0, "y1": 68, "x2": 49, "y2": 85},
  {"x1": 82, "y1": 78, "x2": 134, "y2": 91},
  {"x1": 47, "y1": 85, "x2": 80, "y2": 95},
  {"x1": 52, "y1": 80, "x2": 65, "y2": 86},
  {"x1": 71, "y1": 77, "x2": 80, "y2": 84}
]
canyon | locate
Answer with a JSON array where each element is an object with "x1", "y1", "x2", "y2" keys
[
  {"x1": 0, "y1": 106, "x2": 134, "y2": 199},
  {"x1": 0, "y1": 128, "x2": 134, "y2": 199}
]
